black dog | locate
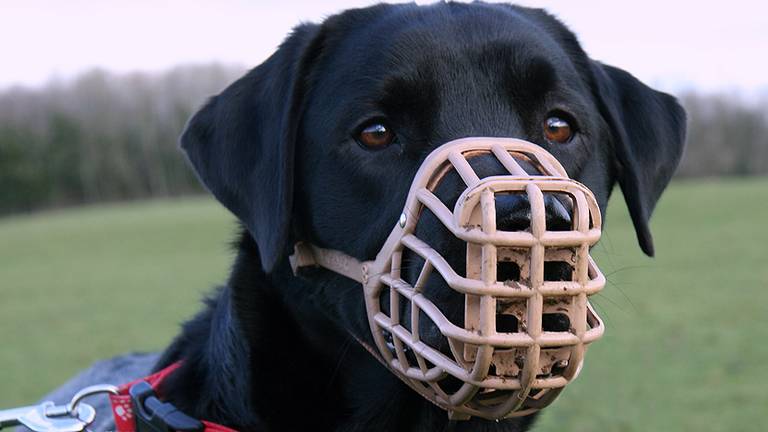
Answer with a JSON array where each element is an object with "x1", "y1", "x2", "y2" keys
[{"x1": 40, "y1": 3, "x2": 686, "y2": 432}]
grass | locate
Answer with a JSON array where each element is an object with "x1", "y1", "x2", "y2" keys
[
  {"x1": 1, "y1": 179, "x2": 766, "y2": 431},
  {"x1": 0, "y1": 197, "x2": 235, "y2": 406}
]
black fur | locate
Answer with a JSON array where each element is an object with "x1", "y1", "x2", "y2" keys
[{"x1": 163, "y1": 3, "x2": 686, "y2": 431}]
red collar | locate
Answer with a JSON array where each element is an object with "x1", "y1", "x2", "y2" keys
[{"x1": 108, "y1": 362, "x2": 237, "y2": 432}]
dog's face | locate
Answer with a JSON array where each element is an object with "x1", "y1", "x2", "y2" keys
[
  {"x1": 297, "y1": 5, "x2": 610, "y2": 255},
  {"x1": 181, "y1": 0, "x2": 685, "y2": 371}
]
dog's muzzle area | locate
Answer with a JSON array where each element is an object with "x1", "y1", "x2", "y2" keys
[
  {"x1": 290, "y1": 138, "x2": 605, "y2": 420},
  {"x1": 393, "y1": 165, "x2": 578, "y2": 352}
]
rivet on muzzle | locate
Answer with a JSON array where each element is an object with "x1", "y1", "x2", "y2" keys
[{"x1": 290, "y1": 137, "x2": 605, "y2": 420}]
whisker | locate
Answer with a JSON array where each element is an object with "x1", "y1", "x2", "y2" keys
[
  {"x1": 324, "y1": 335, "x2": 354, "y2": 395},
  {"x1": 593, "y1": 290, "x2": 628, "y2": 315},
  {"x1": 589, "y1": 298, "x2": 615, "y2": 330},
  {"x1": 605, "y1": 277, "x2": 638, "y2": 314},
  {"x1": 603, "y1": 265, "x2": 654, "y2": 277}
]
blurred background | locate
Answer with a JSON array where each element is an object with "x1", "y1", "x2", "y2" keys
[{"x1": 0, "y1": 1, "x2": 766, "y2": 431}]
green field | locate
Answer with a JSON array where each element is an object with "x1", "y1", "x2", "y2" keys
[{"x1": 1, "y1": 179, "x2": 766, "y2": 431}]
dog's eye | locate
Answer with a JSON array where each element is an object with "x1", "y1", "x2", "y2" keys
[
  {"x1": 357, "y1": 122, "x2": 396, "y2": 149},
  {"x1": 543, "y1": 116, "x2": 573, "y2": 144}
]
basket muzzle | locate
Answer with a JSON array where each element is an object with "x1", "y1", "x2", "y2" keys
[{"x1": 290, "y1": 137, "x2": 605, "y2": 420}]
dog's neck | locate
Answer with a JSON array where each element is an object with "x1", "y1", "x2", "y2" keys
[{"x1": 156, "y1": 231, "x2": 536, "y2": 432}]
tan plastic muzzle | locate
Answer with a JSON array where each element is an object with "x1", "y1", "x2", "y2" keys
[{"x1": 290, "y1": 137, "x2": 605, "y2": 420}]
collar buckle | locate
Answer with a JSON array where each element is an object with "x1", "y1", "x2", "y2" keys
[{"x1": 129, "y1": 381, "x2": 203, "y2": 432}]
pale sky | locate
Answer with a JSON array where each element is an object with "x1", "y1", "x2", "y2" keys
[{"x1": 2, "y1": 0, "x2": 766, "y2": 94}]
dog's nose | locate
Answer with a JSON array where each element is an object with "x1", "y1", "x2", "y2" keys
[
  {"x1": 494, "y1": 194, "x2": 574, "y2": 285},
  {"x1": 494, "y1": 194, "x2": 572, "y2": 232}
]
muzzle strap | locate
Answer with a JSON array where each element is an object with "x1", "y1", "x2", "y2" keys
[{"x1": 289, "y1": 242, "x2": 366, "y2": 283}]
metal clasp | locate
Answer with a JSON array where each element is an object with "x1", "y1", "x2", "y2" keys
[{"x1": 0, "y1": 384, "x2": 117, "y2": 432}]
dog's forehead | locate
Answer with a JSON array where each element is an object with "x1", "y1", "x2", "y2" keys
[
  {"x1": 386, "y1": 11, "x2": 563, "y2": 64},
  {"x1": 314, "y1": 3, "x2": 585, "y2": 104}
]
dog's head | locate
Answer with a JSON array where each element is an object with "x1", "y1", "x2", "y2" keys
[{"x1": 180, "y1": 0, "x2": 686, "y2": 418}]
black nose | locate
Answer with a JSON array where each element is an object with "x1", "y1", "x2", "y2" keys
[{"x1": 494, "y1": 194, "x2": 572, "y2": 232}]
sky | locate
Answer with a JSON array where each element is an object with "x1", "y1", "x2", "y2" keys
[{"x1": 1, "y1": 0, "x2": 766, "y2": 95}]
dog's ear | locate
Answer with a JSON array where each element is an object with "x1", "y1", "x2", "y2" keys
[
  {"x1": 591, "y1": 62, "x2": 687, "y2": 256},
  {"x1": 180, "y1": 24, "x2": 321, "y2": 272}
]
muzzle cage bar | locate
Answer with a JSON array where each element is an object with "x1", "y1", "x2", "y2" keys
[{"x1": 291, "y1": 138, "x2": 605, "y2": 420}]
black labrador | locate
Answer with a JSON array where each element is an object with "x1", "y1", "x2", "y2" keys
[{"x1": 39, "y1": 3, "x2": 686, "y2": 432}]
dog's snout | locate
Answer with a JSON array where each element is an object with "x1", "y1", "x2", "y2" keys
[
  {"x1": 495, "y1": 194, "x2": 572, "y2": 232},
  {"x1": 544, "y1": 195, "x2": 572, "y2": 231},
  {"x1": 495, "y1": 194, "x2": 531, "y2": 231}
]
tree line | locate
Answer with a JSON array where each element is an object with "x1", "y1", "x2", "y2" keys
[
  {"x1": 0, "y1": 65, "x2": 766, "y2": 215},
  {"x1": 677, "y1": 92, "x2": 768, "y2": 178},
  {"x1": 0, "y1": 65, "x2": 244, "y2": 215}
]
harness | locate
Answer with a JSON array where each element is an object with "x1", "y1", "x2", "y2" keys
[{"x1": 109, "y1": 362, "x2": 236, "y2": 432}]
